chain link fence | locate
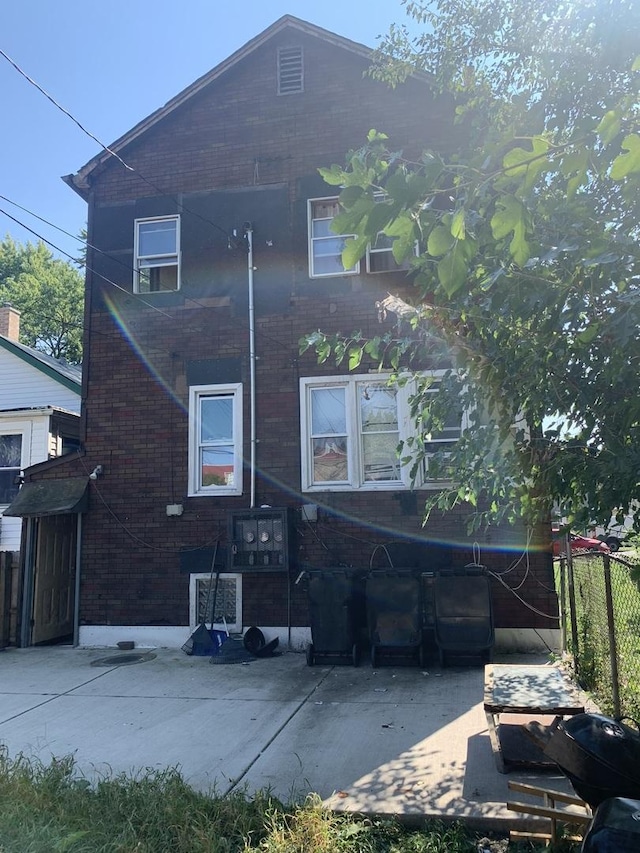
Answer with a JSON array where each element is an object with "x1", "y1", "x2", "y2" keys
[{"x1": 555, "y1": 548, "x2": 640, "y2": 721}]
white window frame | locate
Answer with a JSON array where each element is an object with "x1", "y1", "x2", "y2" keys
[
  {"x1": 188, "y1": 384, "x2": 243, "y2": 497},
  {"x1": 300, "y1": 373, "x2": 466, "y2": 492},
  {"x1": 308, "y1": 197, "x2": 359, "y2": 278},
  {"x1": 134, "y1": 215, "x2": 181, "y2": 293},
  {"x1": 189, "y1": 572, "x2": 242, "y2": 633}
]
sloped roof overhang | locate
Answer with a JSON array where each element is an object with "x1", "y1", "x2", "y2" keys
[
  {"x1": 62, "y1": 15, "x2": 380, "y2": 199},
  {"x1": 4, "y1": 477, "x2": 88, "y2": 517}
]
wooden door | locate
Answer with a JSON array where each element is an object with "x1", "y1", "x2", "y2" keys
[{"x1": 31, "y1": 515, "x2": 76, "y2": 644}]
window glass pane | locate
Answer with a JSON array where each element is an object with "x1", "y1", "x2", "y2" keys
[
  {"x1": 201, "y1": 397, "x2": 233, "y2": 442},
  {"x1": 359, "y1": 385, "x2": 398, "y2": 432},
  {"x1": 138, "y1": 264, "x2": 178, "y2": 293},
  {"x1": 0, "y1": 435, "x2": 21, "y2": 467},
  {"x1": 138, "y1": 220, "x2": 177, "y2": 257},
  {"x1": 312, "y1": 219, "x2": 340, "y2": 239},
  {"x1": 362, "y1": 433, "x2": 400, "y2": 481},
  {"x1": 312, "y1": 437, "x2": 348, "y2": 482},
  {"x1": 311, "y1": 387, "x2": 346, "y2": 435},
  {"x1": 0, "y1": 470, "x2": 18, "y2": 504},
  {"x1": 201, "y1": 447, "x2": 235, "y2": 487}
]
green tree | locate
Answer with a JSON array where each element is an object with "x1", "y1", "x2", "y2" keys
[
  {"x1": 0, "y1": 235, "x2": 84, "y2": 363},
  {"x1": 302, "y1": 0, "x2": 640, "y2": 532}
]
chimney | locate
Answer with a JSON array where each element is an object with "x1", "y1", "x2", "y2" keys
[{"x1": 0, "y1": 303, "x2": 20, "y2": 342}]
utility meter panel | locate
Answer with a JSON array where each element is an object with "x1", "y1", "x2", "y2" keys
[{"x1": 228, "y1": 508, "x2": 293, "y2": 572}]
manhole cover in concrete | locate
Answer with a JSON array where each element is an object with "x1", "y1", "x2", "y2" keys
[{"x1": 90, "y1": 652, "x2": 157, "y2": 667}]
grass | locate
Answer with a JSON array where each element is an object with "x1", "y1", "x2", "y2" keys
[{"x1": 0, "y1": 748, "x2": 579, "y2": 853}]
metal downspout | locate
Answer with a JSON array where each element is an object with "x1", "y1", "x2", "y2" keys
[
  {"x1": 73, "y1": 513, "x2": 82, "y2": 646},
  {"x1": 245, "y1": 223, "x2": 256, "y2": 509}
]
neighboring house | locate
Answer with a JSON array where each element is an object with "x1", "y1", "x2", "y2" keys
[
  {"x1": 13, "y1": 16, "x2": 558, "y2": 650},
  {"x1": 0, "y1": 304, "x2": 81, "y2": 552}
]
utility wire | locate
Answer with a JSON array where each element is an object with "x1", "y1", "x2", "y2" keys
[
  {"x1": 0, "y1": 47, "x2": 133, "y2": 173},
  {"x1": 0, "y1": 192, "x2": 297, "y2": 355},
  {"x1": 0, "y1": 206, "x2": 173, "y2": 319},
  {"x1": 0, "y1": 47, "x2": 230, "y2": 239}
]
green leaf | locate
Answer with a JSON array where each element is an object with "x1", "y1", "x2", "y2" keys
[
  {"x1": 491, "y1": 195, "x2": 525, "y2": 241},
  {"x1": 451, "y1": 208, "x2": 466, "y2": 240},
  {"x1": 427, "y1": 224, "x2": 455, "y2": 257},
  {"x1": 577, "y1": 323, "x2": 600, "y2": 344},
  {"x1": 610, "y1": 134, "x2": 640, "y2": 179},
  {"x1": 437, "y1": 246, "x2": 468, "y2": 296},
  {"x1": 339, "y1": 186, "x2": 365, "y2": 207},
  {"x1": 502, "y1": 136, "x2": 551, "y2": 192},
  {"x1": 348, "y1": 346, "x2": 363, "y2": 371},
  {"x1": 318, "y1": 164, "x2": 346, "y2": 186},
  {"x1": 341, "y1": 235, "x2": 368, "y2": 270},
  {"x1": 366, "y1": 200, "x2": 394, "y2": 238},
  {"x1": 596, "y1": 110, "x2": 622, "y2": 146}
]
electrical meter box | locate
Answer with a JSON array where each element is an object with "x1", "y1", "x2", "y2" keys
[{"x1": 228, "y1": 508, "x2": 293, "y2": 572}]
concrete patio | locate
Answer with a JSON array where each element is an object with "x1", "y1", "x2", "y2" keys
[{"x1": 0, "y1": 645, "x2": 583, "y2": 832}]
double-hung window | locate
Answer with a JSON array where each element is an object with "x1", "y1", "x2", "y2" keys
[
  {"x1": 0, "y1": 433, "x2": 22, "y2": 504},
  {"x1": 308, "y1": 198, "x2": 359, "y2": 278},
  {"x1": 189, "y1": 384, "x2": 243, "y2": 496},
  {"x1": 300, "y1": 374, "x2": 465, "y2": 492},
  {"x1": 134, "y1": 215, "x2": 180, "y2": 293},
  {"x1": 301, "y1": 375, "x2": 406, "y2": 491}
]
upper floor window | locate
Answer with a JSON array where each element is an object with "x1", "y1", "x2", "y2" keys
[
  {"x1": 300, "y1": 374, "x2": 465, "y2": 492},
  {"x1": 0, "y1": 434, "x2": 22, "y2": 505},
  {"x1": 134, "y1": 215, "x2": 180, "y2": 293},
  {"x1": 278, "y1": 46, "x2": 303, "y2": 95},
  {"x1": 188, "y1": 384, "x2": 243, "y2": 497},
  {"x1": 308, "y1": 196, "x2": 418, "y2": 278},
  {"x1": 308, "y1": 198, "x2": 359, "y2": 278}
]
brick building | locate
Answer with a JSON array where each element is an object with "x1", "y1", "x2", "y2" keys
[{"x1": 13, "y1": 16, "x2": 558, "y2": 651}]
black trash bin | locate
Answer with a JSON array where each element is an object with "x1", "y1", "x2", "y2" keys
[
  {"x1": 366, "y1": 570, "x2": 424, "y2": 667},
  {"x1": 582, "y1": 797, "x2": 640, "y2": 852},
  {"x1": 433, "y1": 566, "x2": 494, "y2": 665},
  {"x1": 305, "y1": 570, "x2": 363, "y2": 666}
]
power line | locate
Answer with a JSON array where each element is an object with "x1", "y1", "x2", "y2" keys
[
  {"x1": 0, "y1": 47, "x2": 230, "y2": 239},
  {"x1": 0, "y1": 47, "x2": 134, "y2": 174},
  {"x1": 0, "y1": 206, "x2": 173, "y2": 319}
]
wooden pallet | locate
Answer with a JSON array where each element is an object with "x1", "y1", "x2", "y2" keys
[{"x1": 507, "y1": 781, "x2": 592, "y2": 845}]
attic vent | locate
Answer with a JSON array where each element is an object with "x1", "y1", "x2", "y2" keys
[{"x1": 278, "y1": 46, "x2": 304, "y2": 95}]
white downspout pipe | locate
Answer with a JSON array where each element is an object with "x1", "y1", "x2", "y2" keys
[{"x1": 245, "y1": 223, "x2": 256, "y2": 509}]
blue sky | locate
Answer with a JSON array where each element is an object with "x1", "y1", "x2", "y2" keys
[{"x1": 0, "y1": 0, "x2": 415, "y2": 261}]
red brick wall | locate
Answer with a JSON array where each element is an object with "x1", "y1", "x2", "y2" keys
[{"x1": 42, "y1": 28, "x2": 558, "y2": 632}]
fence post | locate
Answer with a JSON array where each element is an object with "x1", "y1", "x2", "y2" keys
[
  {"x1": 565, "y1": 554, "x2": 579, "y2": 662},
  {"x1": 558, "y1": 556, "x2": 567, "y2": 652},
  {"x1": 602, "y1": 553, "x2": 621, "y2": 717}
]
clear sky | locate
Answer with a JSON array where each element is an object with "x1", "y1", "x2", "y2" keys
[{"x1": 1, "y1": 0, "x2": 415, "y2": 261}]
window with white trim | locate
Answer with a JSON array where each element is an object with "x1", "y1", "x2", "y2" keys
[
  {"x1": 134, "y1": 215, "x2": 180, "y2": 293},
  {"x1": 0, "y1": 433, "x2": 22, "y2": 504},
  {"x1": 188, "y1": 384, "x2": 243, "y2": 496},
  {"x1": 308, "y1": 198, "x2": 359, "y2": 278},
  {"x1": 300, "y1": 374, "x2": 465, "y2": 491}
]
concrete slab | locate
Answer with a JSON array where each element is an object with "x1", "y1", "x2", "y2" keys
[{"x1": 0, "y1": 646, "x2": 582, "y2": 831}]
